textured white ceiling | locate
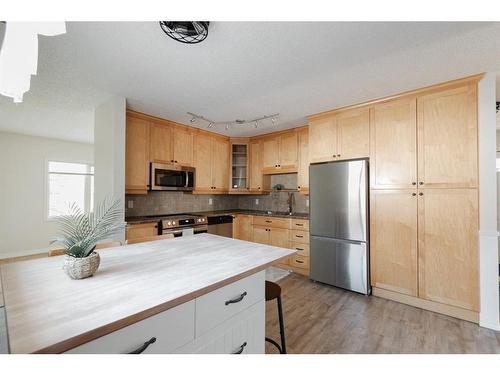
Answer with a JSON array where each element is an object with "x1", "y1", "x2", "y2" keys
[{"x1": 2, "y1": 21, "x2": 500, "y2": 141}]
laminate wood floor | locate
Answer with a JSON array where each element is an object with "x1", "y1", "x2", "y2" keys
[{"x1": 265, "y1": 273, "x2": 500, "y2": 354}]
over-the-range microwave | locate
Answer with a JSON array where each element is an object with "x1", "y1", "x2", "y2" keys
[{"x1": 149, "y1": 162, "x2": 195, "y2": 191}]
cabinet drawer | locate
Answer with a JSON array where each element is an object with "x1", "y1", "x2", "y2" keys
[
  {"x1": 291, "y1": 219, "x2": 309, "y2": 231},
  {"x1": 290, "y1": 242, "x2": 310, "y2": 257},
  {"x1": 252, "y1": 216, "x2": 291, "y2": 229},
  {"x1": 290, "y1": 255, "x2": 310, "y2": 270},
  {"x1": 290, "y1": 230, "x2": 309, "y2": 244},
  {"x1": 195, "y1": 271, "x2": 265, "y2": 337},
  {"x1": 66, "y1": 301, "x2": 195, "y2": 354}
]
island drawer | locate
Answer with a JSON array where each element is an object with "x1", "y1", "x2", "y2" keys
[
  {"x1": 195, "y1": 271, "x2": 265, "y2": 337},
  {"x1": 66, "y1": 300, "x2": 195, "y2": 354},
  {"x1": 252, "y1": 216, "x2": 290, "y2": 229},
  {"x1": 290, "y1": 230, "x2": 309, "y2": 244},
  {"x1": 291, "y1": 219, "x2": 309, "y2": 231}
]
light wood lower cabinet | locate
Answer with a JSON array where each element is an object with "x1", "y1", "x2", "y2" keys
[
  {"x1": 370, "y1": 187, "x2": 479, "y2": 315},
  {"x1": 126, "y1": 222, "x2": 159, "y2": 242},
  {"x1": 417, "y1": 188, "x2": 479, "y2": 311},
  {"x1": 233, "y1": 215, "x2": 253, "y2": 241},
  {"x1": 370, "y1": 189, "x2": 418, "y2": 296},
  {"x1": 67, "y1": 272, "x2": 265, "y2": 354}
]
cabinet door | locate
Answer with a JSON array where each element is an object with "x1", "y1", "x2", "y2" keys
[
  {"x1": 308, "y1": 116, "x2": 337, "y2": 163},
  {"x1": 249, "y1": 141, "x2": 263, "y2": 191},
  {"x1": 173, "y1": 128, "x2": 194, "y2": 167},
  {"x1": 370, "y1": 189, "x2": 418, "y2": 296},
  {"x1": 234, "y1": 215, "x2": 253, "y2": 241},
  {"x1": 194, "y1": 134, "x2": 213, "y2": 192},
  {"x1": 337, "y1": 108, "x2": 369, "y2": 160},
  {"x1": 150, "y1": 123, "x2": 173, "y2": 163},
  {"x1": 262, "y1": 137, "x2": 280, "y2": 172},
  {"x1": 297, "y1": 128, "x2": 309, "y2": 193},
  {"x1": 252, "y1": 226, "x2": 270, "y2": 245},
  {"x1": 417, "y1": 84, "x2": 478, "y2": 188},
  {"x1": 418, "y1": 188, "x2": 479, "y2": 311},
  {"x1": 269, "y1": 228, "x2": 289, "y2": 248},
  {"x1": 370, "y1": 97, "x2": 417, "y2": 189},
  {"x1": 125, "y1": 117, "x2": 150, "y2": 194},
  {"x1": 126, "y1": 222, "x2": 159, "y2": 241},
  {"x1": 212, "y1": 138, "x2": 230, "y2": 192},
  {"x1": 279, "y1": 132, "x2": 298, "y2": 170}
]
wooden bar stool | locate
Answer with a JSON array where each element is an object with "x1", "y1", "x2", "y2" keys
[{"x1": 265, "y1": 280, "x2": 287, "y2": 354}]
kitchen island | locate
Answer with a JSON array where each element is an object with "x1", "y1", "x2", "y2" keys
[{"x1": 0, "y1": 234, "x2": 295, "y2": 354}]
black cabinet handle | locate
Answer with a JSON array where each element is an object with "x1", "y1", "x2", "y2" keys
[
  {"x1": 295, "y1": 247, "x2": 304, "y2": 251},
  {"x1": 232, "y1": 342, "x2": 247, "y2": 354},
  {"x1": 128, "y1": 337, "x2": 156, "y2": 354},
  {"x1": 225, "y1": 291, "x2": 247, "y2": 306},
  {"x1": 295, "y1": 235, "x2": 303, "y2": 238},
  {"x1": 295, "y1": 260, "x2": 304, "y2": 264},
  {"x1": 265, "y1": 220, "x2": 272, "y2": 223}
]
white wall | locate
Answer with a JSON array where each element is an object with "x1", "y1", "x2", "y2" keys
[
  {"x1": 0, "y1": 132, "x2": 94, "y2": 258},
  {"x1": 478, "y1": 73, "x2": 500, "y2": 330},
  {"x1": 93, "y1": 95, "x2": 126, "y2": 241}
]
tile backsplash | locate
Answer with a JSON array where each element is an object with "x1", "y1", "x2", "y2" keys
[{"x1": 125, "y1": 174, "x2": 309, "y2": 217}]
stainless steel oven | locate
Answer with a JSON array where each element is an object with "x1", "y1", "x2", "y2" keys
[{"x1": 150, "y1": 162, "x2": 195, "y2": 191}]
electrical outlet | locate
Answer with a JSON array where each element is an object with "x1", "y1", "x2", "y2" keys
[
  {"x1": 127, "y1": 200, "x2": 134, "y2": 209},
  {"x1": 208, "y1": 198, "x2": 213, "y2": 205},
  {"x1": 306, "y1": 199, "x2": 309, "y2": 207},
  {"x1": 255, "y1": 198, "x2": 259, "y2": 205}
]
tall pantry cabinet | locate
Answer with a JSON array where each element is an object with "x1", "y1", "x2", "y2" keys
[{"x1": 369, "y1": 81, "x2": 479, "y2": 319}]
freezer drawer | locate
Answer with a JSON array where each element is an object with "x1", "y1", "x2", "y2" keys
[{"x1": 310, "y1": 236, "x2": 369, "y2": 295}]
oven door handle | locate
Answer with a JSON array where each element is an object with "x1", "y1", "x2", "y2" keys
[{"x1": 185, "y1": 170, "x2": 189, "y2": 188}]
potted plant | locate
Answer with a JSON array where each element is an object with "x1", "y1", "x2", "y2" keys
[{"x1": 52, "y1": 198, "x2": 124, "y2": 280}]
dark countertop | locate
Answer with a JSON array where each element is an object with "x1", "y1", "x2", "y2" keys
[{"x1": 126, "y1": 209, "x2": 309, "y2": 224}]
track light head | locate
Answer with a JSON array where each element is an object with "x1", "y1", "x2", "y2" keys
[{"x1": 190, "y1": 117, "x2": 196, "y2": 123}]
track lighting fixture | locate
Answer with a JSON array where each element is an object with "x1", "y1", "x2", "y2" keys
[{"x1": 186, "y1": 112, "x2": 279, "y2": 131}]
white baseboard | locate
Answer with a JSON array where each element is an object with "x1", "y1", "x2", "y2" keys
[
  {"x1": 479, "y1": 320, "x2": 500, "y2": 331},
  {"x1": 0, "y1": 247, "x2": 49, "y2": 260}
]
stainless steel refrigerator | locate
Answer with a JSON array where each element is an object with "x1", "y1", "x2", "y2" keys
[{"x1": 309, "y1": 159, "x2": 370, "y2": 295}]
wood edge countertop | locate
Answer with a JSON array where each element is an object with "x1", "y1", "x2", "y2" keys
[{"x1": 1, "y1": 234, "x2": 295, "y2": 354}]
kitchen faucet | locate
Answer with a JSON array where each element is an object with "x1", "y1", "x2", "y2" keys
[{"x1": 287, "y1": 192, "x2": 295, "y2": 215}]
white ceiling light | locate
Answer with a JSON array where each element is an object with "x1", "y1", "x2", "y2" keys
[
  {"x1": 0, "y1": 22, "x2": 66, "y2": 103},
  {"x1": 187, "y1": 112, "x2": 279, "y2": 131}
]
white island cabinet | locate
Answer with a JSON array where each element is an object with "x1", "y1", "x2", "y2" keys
[
  {"x1": 67, "y1": 272, "x2": 265, "y2": 354},
  {"x1": 1, "y1": 234, "x2": 293, "y2": 354}
]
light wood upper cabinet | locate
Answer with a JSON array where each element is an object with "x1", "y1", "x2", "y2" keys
[
  {"x1": 233, "y1": 215, "x2": 253, "y2": 241},
  {"x1": 212, "y1": 138, "x2": 230, "y2": 191},
  {"x1": 193, "y1": 133, "x2": 229, "y2": 193},
  {"x1": 173, "y1": 128, "x2": 194, "y2": 167},
  {"x1": 308, "y1": 116, "x2": 337, "y2": 163},
  {"x1": 126, "y1": 116, "x2": 150, "y2": 194},
  {"x1": 297, "y1": 128, "x2": 309, "y2": 193},
  {"x1": 370, "y1": 189, "x2": 418, "y2": 296},
  {"x1": 336, "y1": 108, "x2": 369, "y2": 160},
  {"x1": 417, "y1": 188, "x2": 479, "y2": 311},
  {"x1": 262, "y1": 137, "x2": 280, "y2": 171},
  {"x1": 194, "y1": 133, "x2": 213, "y2": 193},
  {"x1": 261, "y1": 131, "x2": 298, "y2": 174},
  {"x1": 249, "y1": 141, "x2": 263, "y2": 192},
  {"x1": 150, "y1": 123, "x2": 173, "y2": 164},
  {"x1": 417, "y1": 84, "x2": 478, "y2": 188},
  {"x1": 279, "y1": 132, "x2": 298, "y2": 168},
  {"x1": 370, "y1": 97, "x2": 417, "y2": 189}
]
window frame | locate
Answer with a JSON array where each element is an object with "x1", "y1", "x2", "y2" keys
[{"x1": 45, "y1": 158, "x2": 95, "y2": 221}]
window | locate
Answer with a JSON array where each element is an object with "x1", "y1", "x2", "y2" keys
[{"x1": 47, "y1": 161, "x2": 94, "y2": 218}]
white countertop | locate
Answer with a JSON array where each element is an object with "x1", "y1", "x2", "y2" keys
[{"x1": 0, "y1": 234, "x2": 294, "y2": 353}]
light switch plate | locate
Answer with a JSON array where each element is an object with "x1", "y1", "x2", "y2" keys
[
  {"x1": 127, "y1": 200, "x2": 134, "y2": 209},
  {"x1": 306, "y1": 199, "x2": 309, "y2": 207},
  {"x1": 255, "y1": 198, "x2": 259, "y2": 205},
  {"x1": 208, "y1": 198, "x2": 213, "y2": 205}
]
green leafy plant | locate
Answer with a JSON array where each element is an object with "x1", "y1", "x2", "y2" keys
[{"x1": 51, "y1": 198, "x2": 124, "y2": 258}]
